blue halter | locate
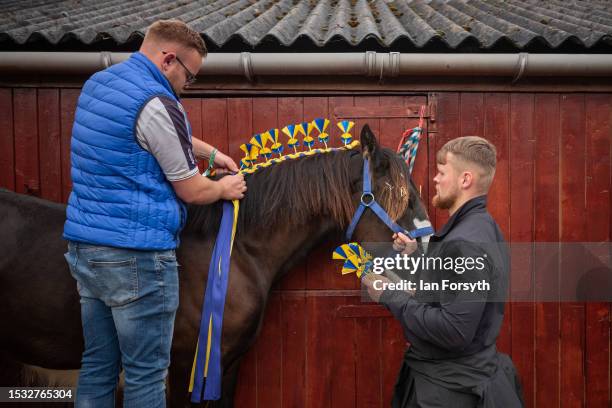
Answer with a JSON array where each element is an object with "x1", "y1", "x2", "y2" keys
[{"x1": 345, "y1": 158, "x2": 434, "y2": 241}]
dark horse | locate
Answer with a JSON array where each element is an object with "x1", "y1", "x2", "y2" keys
[{"x1": 0, "y1": 125, "x2": 431, "y2": 407}]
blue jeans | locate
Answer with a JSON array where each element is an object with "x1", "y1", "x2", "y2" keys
[{"x1": 65, "y1": 242, "x2": 179, "y2": 408}]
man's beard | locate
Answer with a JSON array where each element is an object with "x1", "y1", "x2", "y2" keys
[{"x1": 432, "y1": 189, "x2": 458, "y2": 210}]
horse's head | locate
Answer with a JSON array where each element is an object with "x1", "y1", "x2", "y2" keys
[{"x1": 346, "y1": 124, "x2": 432, "y2": 251}]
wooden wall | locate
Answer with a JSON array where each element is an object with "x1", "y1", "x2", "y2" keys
[{"x1": 0, "y1": 89, "x2": 610, "y2": 407}]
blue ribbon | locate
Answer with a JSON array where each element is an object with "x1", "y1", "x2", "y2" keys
[{"x1": 191, "y1": 200, "x2": 235, "y2": 402}]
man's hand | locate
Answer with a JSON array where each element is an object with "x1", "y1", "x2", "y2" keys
[
  {"x1": 219, "y1": 173, "x2": 247, "y2": 200},
  {"x1": 214, "y1": 152, "x2": 239, "y2": 173},
  {"x1": 362, "y1": 273, "x2": 391, "y2": 302},
  {"x1": 392, "y1": 232, "x2": 418, "y2": 255}
]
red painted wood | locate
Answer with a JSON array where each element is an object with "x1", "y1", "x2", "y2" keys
[
  {"x1": 280, "y1": 293, "x2": 307, "y2": 407},
  {"x1": 534, "y1": 94, "x2": 561, "y2": 408},
  {"x1": 381, "y1": 319, "x2": 405, "y2": 407},
  {"x1": 355, "y1": 317, "x2": 382, "y2": 408},
  {"x1": 278, "y1": 96, "x2": 306, "y2": 291},
  {"x1": 60, "y1": 89, "x2": 80, "y2": 203},
  {"x1": 354, "y1": 96, "x2": 380, "y2": 150},
  {"x1": 329, "y1": 296, "x2": 356, "y2": 408},
  {"x1": 37, "y1": 89, "x2": 62, "y2": 202},
  {"x1": 328, "y1": 96, "x2": 354, "y2": 149},
  {"x1": 584, "y1": 94, "x2": 611, "y2": 408},
  {"x1": 459, "y1": 92, "x2": 485, "y2": 137},
  {"x1": 227, "y1": 98, "x2": 252, "y2": 164},
  {"x1": 13, "y1": 88, "x2": 39, "y2": 196},
  {"x1": 255, "y1": 292, "x2": 282, "y2": 407},
  {"x1": 0, "y1": 88, "x2": 15, "y2": 190},
  {"x1": 182, "y1": 98, "x2": 204, "y2": 172},
  {"x1": 305, "y1": 295, "x2": 338, "y2": 407},
  {"x1": 432, "y1": 92, "x2": 459, "y2": 229},
  {"x1": 560, "y1": 94, "x2": 586, "y2": 408},
  {"x1": 482, "y1": 93, "x2": 512, "y2": 355},
  {"x1": 509, "y1": 93, "x2": 536, "y2": 408},
  {"x1": 202, "y1": 98, "x2": 229, "y2": 155}
]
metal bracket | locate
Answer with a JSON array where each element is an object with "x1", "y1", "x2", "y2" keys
[
  {"x1": 512, "y1": 52, "x2": 528, "y2": 84},
  {"x1": 240, "y1": 52, "x2": 255, "y2": 84}
]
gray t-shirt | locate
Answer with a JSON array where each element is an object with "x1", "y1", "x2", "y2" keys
[{"x1": 135, "y1": 96, "x2": 199, "y2": 181}]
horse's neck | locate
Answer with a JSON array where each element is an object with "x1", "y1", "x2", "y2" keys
[{"x1": 236, "y1": 216, "x2": 342, "y2": 286}]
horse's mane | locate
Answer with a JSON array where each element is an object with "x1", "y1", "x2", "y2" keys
[{"x1": 185, "y1": 147, "x2": 409, "y2": 238}]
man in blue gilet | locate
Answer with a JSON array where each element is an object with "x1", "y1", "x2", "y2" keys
[{"x1": 63, "y1": 20, "x2": 246, "y2": 407}]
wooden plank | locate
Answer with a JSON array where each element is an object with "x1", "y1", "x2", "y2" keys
[
  {"x1": 235, "y1": 343, "x2": 257, "y2": 406},
  {"x1": 533, "y1": 94, "x2": 561, "y2": 408},
  {"x1": 202, "y1": 98, "x2": 229, "y2": 154},
  {"x1": 255, "y1": 292, "x2": 282, "y2": 407},
  {"x1": 249, "y1": 96, "x2": 281, "y2": 407},
  {"x1": 559, "y1": 93, "x2": 586, "y2": 408},
  {"x1": 431, "y1": 93, "x2": 459, "y2": 230},
  {"x1": 281, "y1": 293, "x2": 307, "y2": 407},
  {"x1": 181, "y1": 98, "x2": 202, "y2": 140},
  {"x1": 277, "y1": 96, "x2": 306, "y2": 291},
  {"x1": 584, "y1": 94, "x2": 611, "y2": 408},
  {"x1": 335, "y1": 304, "x2": 392, "y2": 318},
  {"x1": 227, "y1": 98, "x2": 252, "y2": 165},
  {"x1": 355, "y1": 317, "x2": 382, "y2": 408},
  {"x1": 37, "y1": 89, "x2": 62, "y2": 202},
  {"x1": 459, "y1": 93, "x2": 485, "y2": 137},
  {"x1": 353, "y1": 96, "x2": 381, "y2": 154},
  {"x1": 13, "y1": 88, "x2": 39, "y2": 196},
  {"x1": 328, "y1": 96, "x2": 354, "y2": 149},
  {"x1": 483, "y1": 93, "x2": 512, "y2": 355},
  {"x1": 329, "y1": 296, "x2": 356, "y2": 408},
  {"x1": 60, "y1": 89, "x2": 80, "y2": 203},
  {"x1": 334, "y1": 105, "x2": 427, "y2": 119},
  {"x1": 0, "y1": 88, "x2": 14, "y2": 190},
  {"x1": 305, "y1": 296, "x2": 339, "y2": 407},
  {"x1": 381, "y1": 319, "x2": 406, "y2": 407},
  {"x1": 509, "y1": 93, "x2": 535, "y2": 408}
]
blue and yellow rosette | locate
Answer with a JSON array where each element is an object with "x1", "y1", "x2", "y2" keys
[
  {"x1": 312, "y1": 118, "x2": 330, "y2": 148},
  {"x1": 250, "y1": 133, "x2": 272, "y2": 161},
  {"x1": 337, "y1": 120, "x2": 354, "y2": 146},
  {"x1": 267, "y1": 128, "x2": 284, "y2": 158},
  {"x1": 332, "y1": 242, "x2": 373, "y2": 278},
  {"x1": 239, "y1": 143, "x2": 259, "y2": 169},
  {"x1": 296, "y1": 121, "x2": 313, "y2": 151},
  {"x1": 282, "y1": 124, "x2": 300, "y2": 154}
]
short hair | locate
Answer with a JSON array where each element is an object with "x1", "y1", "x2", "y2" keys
[
  {"x1": 437, "y1": 136, "x2": 497, "y2": 192},
  {"x1": 144, "y1": 20, "x2": 207, "y2": 57}
]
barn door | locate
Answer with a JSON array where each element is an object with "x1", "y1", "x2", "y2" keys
[{"x1": 228, "y1": 94, "x2": 435, "y2": 408}]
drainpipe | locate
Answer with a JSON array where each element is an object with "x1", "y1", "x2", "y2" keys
[{"x1": 0, "y1": 52, "x2": 611, "y2": 82}]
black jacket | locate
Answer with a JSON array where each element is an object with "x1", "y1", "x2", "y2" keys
[{"x1": 380, "y1": 195, "x2": 523, "y2": 407}]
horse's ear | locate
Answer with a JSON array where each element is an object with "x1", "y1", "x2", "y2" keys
[{"x1": 360, "y1": 124, "x2": 379, "y2": 158}]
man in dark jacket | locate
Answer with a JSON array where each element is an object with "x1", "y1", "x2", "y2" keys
[{"x1": 363, "y1": 136, "x2": 523, "y2": 407}]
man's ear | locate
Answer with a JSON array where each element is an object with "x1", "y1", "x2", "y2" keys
[
  {"x1": 360, "y1": 124, "x2": 379, "y2": 158},
  {"x1": 461, "y1": 171, "x2": 474, "y2": 189}
]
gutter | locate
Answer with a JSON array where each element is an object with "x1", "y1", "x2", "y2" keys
[{"x1": 0, "y1": 52, "x2": 611, "y2": 83}]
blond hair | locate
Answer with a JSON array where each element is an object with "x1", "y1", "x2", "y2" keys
[
  {"x1": 144, "y1": 20, "x2": 207, "y2": 57},
  {"x1": 437, "y1": 136, "x2": 497, "y2": 192}
]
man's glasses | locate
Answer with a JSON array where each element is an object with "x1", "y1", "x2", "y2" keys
[{"x1": 162, "y1": 51, "x2": 197, "y2": 85}]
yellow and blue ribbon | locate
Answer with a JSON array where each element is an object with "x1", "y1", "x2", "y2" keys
[{"x1": 189, "y1": 200, "x2": 239, "y2": 402}]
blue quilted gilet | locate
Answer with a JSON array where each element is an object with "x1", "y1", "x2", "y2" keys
[{"x1": 63, "y1": 52, "x2": 187, "y2": 250}]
